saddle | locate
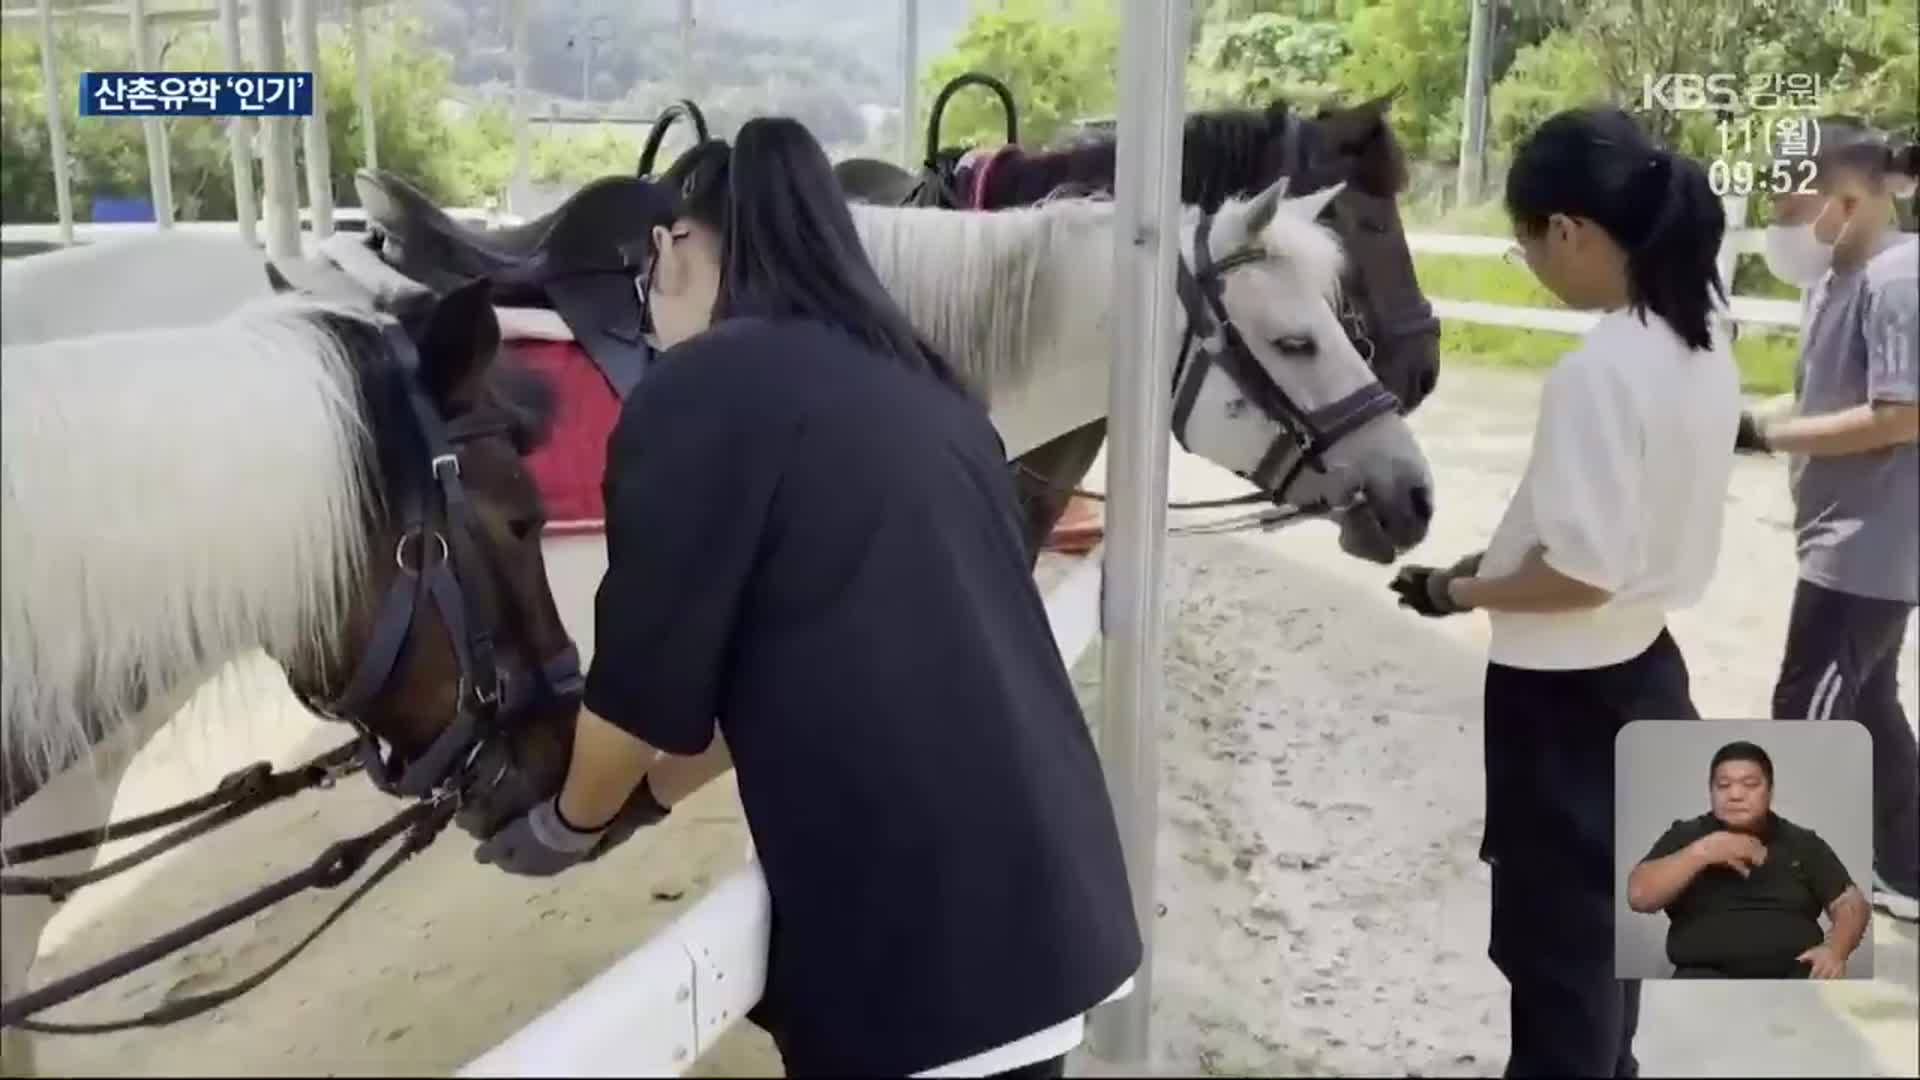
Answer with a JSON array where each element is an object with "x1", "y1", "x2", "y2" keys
[
  {"x1": 356, "y1": 168, "x2": 674, "y2": 400},
  {"x1": 836, "y1": 72, "x2": 1021, "y2": 211}
]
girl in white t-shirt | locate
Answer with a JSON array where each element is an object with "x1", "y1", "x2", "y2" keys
[{"x1": 1389, "y1": 107, "x2": 1742, "y2": 1077}]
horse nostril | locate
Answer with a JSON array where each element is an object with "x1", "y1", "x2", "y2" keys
[
  {"x1": 1410, "y1": 484, "x2": 1434, "y2": 524},
  {"x1": 1418, "y1": 370, "x2": 1437, "y2": 397}
]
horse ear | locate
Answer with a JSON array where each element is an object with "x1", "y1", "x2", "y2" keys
[
  {"x1": 418, "y1": 277, "x2": 501, "y2": 408},
  {"x1": 1241, "y1": 175, "x2": 1291, "y2": 237},
  {"x1": 1283, "y1": 180, "x2": 1347, "y2": 224},
  {"x1": 264, "y1": 260, "x2": 296, "y2": 293}
]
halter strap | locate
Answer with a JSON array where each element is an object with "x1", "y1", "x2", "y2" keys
[
  {"x1": 298, "y1": 318, "x2": 583, "y2": 800},
  {"x1": 1169, "y1": 210, "x2": 1401, "y2": 503}
]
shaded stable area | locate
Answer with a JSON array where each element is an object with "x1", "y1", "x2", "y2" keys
[{"x1": 18, "y1": 366, "x2": 1915, "y2": 1078}]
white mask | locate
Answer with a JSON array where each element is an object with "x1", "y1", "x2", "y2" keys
[{"x1": 1763, "y1": 201, "x2": 1839, "y2": 288}]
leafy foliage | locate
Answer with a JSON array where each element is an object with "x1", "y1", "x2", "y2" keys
[
  {"x1": 1329, "y1": 0, "x2": 1472, "y2": 160},
  {"x1": 1190, "y1": 13, "x2": 1349, "y2": 110},
  {"x1": 917, "y1": 0, "x2": 1119, "y2": 154}
]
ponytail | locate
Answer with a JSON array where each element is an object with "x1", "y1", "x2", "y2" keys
[
  {"x1": 1623, "y1": 152, "x2": 1727, "y2": 352},
  {"x1": 1506, "y1": 107, "x2": 1726, "y2": 352},
  {"x1": 659, "y1": 118, "x2": 964, "y2": 390}
]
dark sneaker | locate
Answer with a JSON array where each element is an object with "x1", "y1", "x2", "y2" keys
[{"x1": 1872, "y1": 871, "x2": 1918, "y2": 922}]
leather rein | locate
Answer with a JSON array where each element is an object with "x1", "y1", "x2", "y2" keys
[{"x1": 0, "y1": 318, "x2": 582, "y2": 1034}]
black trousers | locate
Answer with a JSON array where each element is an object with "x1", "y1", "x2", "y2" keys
[
  {"x1": 1482, "y1": 629, "x2": 1700, "y2": 1079},
  {"x1": 1770, "y1": 578, "x2": 1919, "y2": 893}
]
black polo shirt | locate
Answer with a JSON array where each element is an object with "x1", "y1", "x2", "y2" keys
[
  {"x1": 583, "y1": 316, "x2": 1141, "y2": 1076},
  {"x1": 1642, "y1": 811, "x2": 1853, "y2": 977}
]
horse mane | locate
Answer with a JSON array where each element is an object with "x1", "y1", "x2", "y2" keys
[
  {"x1": 847, "y1": 188, "x2": 1347, "y2": 398},
  {"x1": 848, "y1": 199, "x2": 1116, "y2": 395},
  {"x1": 978, "y1": 97, "x2": 1409, "y2": 211},
  {"x1": 0, "y1": 293, "x2": 557, "y2": 788}
]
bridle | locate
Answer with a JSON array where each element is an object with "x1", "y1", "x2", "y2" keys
[
  {"x1": 291, "y1": 318, "x2": 583, "y2": 801},
  {"x1": 1, "y1": 316, "x2": 581, "y2": 1034},
  {"x1": 1170, "y1": 208, "x2": 1403, "y2": 506}
]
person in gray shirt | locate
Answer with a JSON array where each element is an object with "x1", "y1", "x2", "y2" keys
[{"x1": 1741, "y1": 117, "x2": 1919, "y2": 922}]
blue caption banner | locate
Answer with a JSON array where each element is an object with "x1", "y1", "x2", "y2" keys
[{"x1": 80, "y1": 71, "x2": 313, "y2": 117}]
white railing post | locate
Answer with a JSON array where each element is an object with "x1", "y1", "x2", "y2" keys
[
  {"x1": 899, "y1": 0, "x2": 919, "y2": 169},
  {"x1": 35, "y1": 0, "x2": 74, "y2": 245},
  {"x1": 127, "y1": 0, "x2": 175, "y2": 227},
  {"x1": 252, "y1": 0, "x2": 301, "y2": 259},
  {"x1": 509, "y1": 0, "x2": 530, "y2": 214},
  {"x1": 217, "y1": 0, "x2": 258, "y2": 247},
  {"x1": 292, "y1": 0, "x2": 333, "y2": 239},
  {"x1": 1716, "y1": 193, "x2": 1749, "y2": 340},
  {"x1": 351, "y1": 0, "x2": 377, "y2": 170},
  {"x1": 677, "y1": 0, "x2": 695, "y2": 100},
  {"x1": 1086, "y1": 0, "x2": 1187, "y2": 1068}
]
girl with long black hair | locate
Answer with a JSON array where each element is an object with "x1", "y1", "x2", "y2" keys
[
  {"x1": 1389, "y1": 107, "x2": 1741, "y2": 1076},
  {"x1": 472, "y1": 117, "x2": 1141, "y2": 1078}
]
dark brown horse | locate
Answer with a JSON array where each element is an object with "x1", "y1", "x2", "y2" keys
[
  {"x1": 837, "y1": 91, "x2": 1439, "y2": 565},
  {"x1": 1, "y1": 270, "x2": 583, "y2": 1056}
]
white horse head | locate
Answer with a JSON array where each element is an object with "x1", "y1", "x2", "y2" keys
[
  {"x1": 1174, "y1": 178, "x2": 1432, "y2": 550},
  {"x1": 850, "y1": 184, "x2": 1433, "y2": 557}
]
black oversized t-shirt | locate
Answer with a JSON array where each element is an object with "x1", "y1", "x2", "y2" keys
[
  {"x1": 583, "y1": 316, "x2": 1142, "y2": 1075},
  {"x1": 1642, "y1": 811, "x2": 1853, "y2": 976}
]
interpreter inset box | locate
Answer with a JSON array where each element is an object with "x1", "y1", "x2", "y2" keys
[{"x1": 1615, "y1": 719, "x2": 1873, "y2": 980}]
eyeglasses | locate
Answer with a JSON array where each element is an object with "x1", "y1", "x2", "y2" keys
[{"x1": 633, "y1": 228, "x2": 691, "y2": 299}]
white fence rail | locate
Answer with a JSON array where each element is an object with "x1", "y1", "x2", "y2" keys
[
  {"x1": 0, "y1": 208, "x2": 503, "y2": 248},
  {"x1": 7, "y1": 216, "x2": 1857, "y2": 339},
  {"x1": 1410, "y1": 220, "x2": 1807, "y2": 336}
]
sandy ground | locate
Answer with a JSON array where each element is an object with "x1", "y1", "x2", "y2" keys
[{"x1": 14, "y1": 365, "x2": 1919, "y2": 1077}]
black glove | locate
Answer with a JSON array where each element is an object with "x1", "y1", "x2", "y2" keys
[
  {"x1": 474, "y1": 777, "x2": 670, "y2": 877},
  {"x1": 587, "y1": 776, "x2": 672, "y2": 858},
  {"x1": 1389, "y1": 551, "x2": 1481, "y2": 618},
  {"x1": 1735, "y1": 412, "x2": 1772, "y2": 454}
]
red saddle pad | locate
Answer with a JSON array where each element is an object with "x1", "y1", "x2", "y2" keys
[{"x1": 509, "y1": 339, "x2": 617, "y2": 535}]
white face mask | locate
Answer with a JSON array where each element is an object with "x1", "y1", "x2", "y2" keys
[{"x1": 1763, "y1": 201, "x2": 1840, "y2": 288}]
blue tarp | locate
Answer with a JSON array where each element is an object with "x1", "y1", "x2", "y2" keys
[{"x1": 90, "y1": 197, "x2": 156, "y2": 223}]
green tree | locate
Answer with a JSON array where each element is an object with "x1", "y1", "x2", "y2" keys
[
  {"x1": 918, "y1": 0, "x2": 1119, "y2": 153},
  {"x1": 1488, "y1": 28, "x2": 1608, "y2": 156},
  {"x1": 2, "y1": 17, "x2": 506, "y2": 222},
  {"x1": 1189, "y1": 12, "x2": 1349, "y2": 110},
  {"x1": 1480, "y1": 1, "x2": 1915, "y2": 156},
  {"x1": 1331, "y1": 0, "x2": 1471, "y2": 160}
]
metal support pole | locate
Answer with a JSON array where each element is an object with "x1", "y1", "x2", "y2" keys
[
  {"x1": 127, "y1": 0, "x2": 175, "y2": 227},
  {"x1": 218, "y1": 0, "x2": 258, "y2": 247},
  {"x1": 36, "y1": 0, "x2": 74, "y2": 245},
  {"x1": 292, "y1": 0, "x2": 332, "y2": 239},
  {"x1": 899, "y1": 0, "x2": 919, "y2": 168},
  {"x1": 1085, "y1": 0, "x2": 1187, "y2": 1068},
  {"x1": 509, "y1": 0, "x2": 530, "y2": 215},
  {"x1": 252, "y1": 0, "x2": 300, "y2": 259},
  {"x1": 1456, "y1": 0, "x2": 1493, "y2": 206},
  {"x1": 677, "y1": 0, "x2": 695, "y2": 100},
  {"x1": 351, "y1": 0, "x2": 377, "y2": 170}
]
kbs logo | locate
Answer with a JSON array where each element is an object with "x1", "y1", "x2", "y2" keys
[
  {"x1": 1641, "y1": 73, "x2": 1823, "y2": 113},
  {"x1": 1642, "y1": 73, "x2": 1740, "y2": 112}
]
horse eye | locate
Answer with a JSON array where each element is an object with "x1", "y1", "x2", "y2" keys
[
  {"x1": 1359, "y1": 220, "x2": 1389, "y2": 234},
  {"x1": 1272, "y1": 335, "x2": 1316, "y2": 357},
  {"x1": 508, "y1": 518, "x2": 540, "y2": 541}
]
